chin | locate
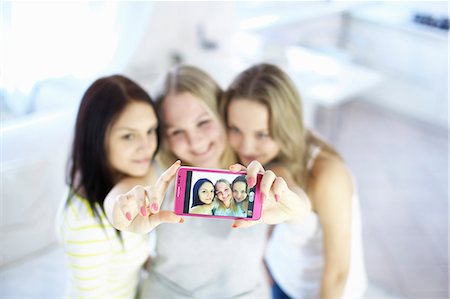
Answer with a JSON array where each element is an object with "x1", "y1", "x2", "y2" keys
[
  {"x1": 194, "y1": 160, "x2": 215, "y2": 169},
  {"x1": 131, "y1": 167, "x2": 150, "y2": 177}
]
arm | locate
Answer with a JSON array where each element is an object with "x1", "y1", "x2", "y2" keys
[
  {"x1": 309, "y1": 158, "x2": 352, "y2": 299},
  {"x1": 263, "y1": 224, "x2": 275, "y2": 286}
]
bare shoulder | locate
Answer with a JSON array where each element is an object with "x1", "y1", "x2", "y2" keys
[{"x1": 308, "y1": 152, "x2": 353, "y2": 206}]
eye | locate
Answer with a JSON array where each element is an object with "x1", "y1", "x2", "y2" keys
[
  {"x1": 147, "y1": 128, "x2": 156, "y2": 135},
  {"x1": 122, "y1": 133, "x2": 134, "y2": 140},
  {"x1": 169, "y1": 129, "x2": 183, "y2": 137},
  {"x1": 228, "y1": 126, "x2": 241, "y2": 134},
  {"x1": 198, "y1": 119, "x2": 211, "y2": 127},
  {"x1": 256, "y1": 132, "x2": 269, "y2": 140}
]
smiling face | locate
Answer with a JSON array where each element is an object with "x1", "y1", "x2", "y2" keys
[
  {"x1": 227, "y1": 99, "x2": 280, "y2": 167},
  {"x1": 232, "y1": 181, "x2": 248, "y2": 203},
  {"x1": 162, "y1": 92, "x2": 226, "y2": 168},
  {"x1": 215, "y1": 181, "x2": 232, "y2": 207},
  {"x1": 107, "y1": 101, "x2": 158, "y2": 177},
  {"x1": 198, "y1": 181, "x2": 215, "y2": 204}
]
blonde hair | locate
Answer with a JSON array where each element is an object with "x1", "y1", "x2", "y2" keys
[
  {"x1": 221, "y1": 63, "x2": 339, "y2": 189},
  {"x1": 214, "y1": 179, "x2": 239, "y2": 215},
  {"x1": 153, "y1": 65, "x2": 235, "y2": 168}
]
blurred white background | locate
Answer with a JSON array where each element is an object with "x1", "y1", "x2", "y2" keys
[{"x1": 1, "y1": 1, "x2": 448, "y2": 298}]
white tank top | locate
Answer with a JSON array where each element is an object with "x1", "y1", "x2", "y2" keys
[{"x1": 264, "y1": 145, "x2": 367, "y2": 298}]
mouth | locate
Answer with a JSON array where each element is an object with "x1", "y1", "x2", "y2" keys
[
  {"x1": 133, "y1": 158, "x2": 151, "y2": 164},
  {"x1": 193, "y1": 144, "x2": 213, "y2": 157}
]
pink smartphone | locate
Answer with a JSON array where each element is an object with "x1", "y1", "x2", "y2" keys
[{"x1": 174, "y1": 166, "x2": 263, "y2": 220}]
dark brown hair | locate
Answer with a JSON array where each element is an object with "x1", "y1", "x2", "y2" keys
[{"x1": 67, "y1": 75, "x2": 158, "y2": 223}]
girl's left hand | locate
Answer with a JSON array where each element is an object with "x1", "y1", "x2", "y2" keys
[{"x1": 229, "y1": 160, "x2": 311, "y2": 228}]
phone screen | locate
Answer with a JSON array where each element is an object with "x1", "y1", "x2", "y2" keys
[{"x1": 181, "y1": 170, "x2": 257, "y2": 219}]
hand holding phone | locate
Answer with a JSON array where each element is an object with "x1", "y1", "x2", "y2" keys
[
  {"x1": 229, "y1": 160, "x2": 311, "y2": 228},
  {"x1": 108, "y1": 161, "x2": 184, "y2": 234},
  {"x1": 174, "y1": 166, "x2": 263, "y2": 220}
]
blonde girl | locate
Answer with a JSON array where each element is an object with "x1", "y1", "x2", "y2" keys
[
  {"x1": 104, "y1": 65, "x2": 311, "y2": 298},
  {"x1": 221, "y1": 63, "x2": 367, "y2": 299}
]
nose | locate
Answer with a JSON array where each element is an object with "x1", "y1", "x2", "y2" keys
[
  {"x1": 138, "y1": 135, "x2": 153, "y2": 151},
  {"x1": 186, "y1": 131, "x2": 207, "y2": 152},
  {"x1": 237, "y1": 136, "x2": 256, "y2": 156}
]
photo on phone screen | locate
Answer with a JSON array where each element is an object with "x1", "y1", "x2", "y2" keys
[{"x1": 176, "y1": 168, "x2": 260, "y2": 219}]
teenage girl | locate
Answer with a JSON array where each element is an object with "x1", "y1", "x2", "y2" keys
[
  {"x1": 104, "y1": 65, "x2": 312, "y2": 298},
  {"x1": 221, "y1": 63, "x2": 367, "y2": 299},
  {"x1": 58, "y1": 75, "x2": 177, "y2": 298}
]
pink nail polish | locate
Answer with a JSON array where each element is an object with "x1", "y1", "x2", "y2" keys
[
  {"x1": 275, "y1": 194, "x2": 280, "y2": 202},
  {"x1": 125, "y1": 212, "x2": 132, "y2": 221},
  {"x1": 248, "y1": 177, "x2": 255, "y2": 187},
  {"x1": 140, "y1": 206, "x2": 147, "y2": 217},
  {"x1": 151, "y1": 202, "x2": 159, "y2": 213}
]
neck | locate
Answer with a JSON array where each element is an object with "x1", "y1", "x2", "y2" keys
[{"x1": 224, "y1": 199, "x2": 231, "y2": 208}]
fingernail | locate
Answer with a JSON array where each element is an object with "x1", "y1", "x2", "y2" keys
[
  {"x1": 125, "y1": 212, "x2": 132, "y2": 221},
  {"x1": 179, "y1": 218, "x2": 185, "y2": 223},
  {"x1": 232, "y1": 224, "x2": 238, "y2": 228},
  {"x1": 151, "y1": 202, "x2": 159, "y2": 213},
  {"x1": 275, "y1": 194, "x2": 280, "y2": 202},
  {"x1": 248, "y1": 177, "x2": 255, "y2": 187},
  {"x1": 140, "y1": 206, "x2": 148, "y2": 217}
]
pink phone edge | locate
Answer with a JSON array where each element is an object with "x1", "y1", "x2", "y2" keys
[{"x1": 174, "y1": 166, "x2": 263, "y2": 221}]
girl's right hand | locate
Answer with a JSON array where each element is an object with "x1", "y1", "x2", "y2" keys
[
  {"x1": 229, "y1": 160, "x2": 311, "y2": 228},
  {"x1": 109, "y1": 161, "x2": 184, "y2": 234}
]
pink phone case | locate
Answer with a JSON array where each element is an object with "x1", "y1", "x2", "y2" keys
[{"x1": 174, "y1": 166, "x2": 262, "y2": 220}]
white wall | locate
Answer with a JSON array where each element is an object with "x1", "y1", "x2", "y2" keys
[
  {"x1": 1, "y1": 108, "x2": 76, "y2": 266},
  {"x1": 125, "y1": 2, "x2": 238, "y2": 89}
]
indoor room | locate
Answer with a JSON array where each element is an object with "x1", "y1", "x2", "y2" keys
[{"x1": 1, "y1": 1, "x2": 448, "y2": 298}]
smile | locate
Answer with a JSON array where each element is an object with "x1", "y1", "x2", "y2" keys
[
  {"x1": 133, "y1": 158, "x2": 151, "y2": 164},
  {"x1": 194, "y1": 144, "x2": 212, "y2": 156}
]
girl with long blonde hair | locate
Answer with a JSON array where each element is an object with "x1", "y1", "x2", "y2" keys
[
  {"x1": 221, "y1": 63, "x2": 367, "y2": 299},
  {"x1": 103, "y1": 65, "x2": 311, "y2": 298}
]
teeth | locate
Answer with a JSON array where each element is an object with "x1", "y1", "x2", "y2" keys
[{"x1": 196, "y1": 146, "x2": 210, "y2": 155}]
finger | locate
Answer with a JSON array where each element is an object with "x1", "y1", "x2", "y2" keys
[
  {"x1": 130, "y1": 185, "x2": 149, "y2": 217},
  {"x1": 271, "y1": 177, "x2": 288, "y2": 203},
  {"x1": 246, "y1": 160, "x2": 265, "y2": 188},
  {"x1": 118, "y1": 193, "x2": 139, "y2": 222},
  {"x1": 260, "y1": 170, "x2": 277, "y2": 202},
  {"x1": 148, "y1": 211, "x2": 184, "y2": 228},
  {"x1": 151, "y1": 160, "x2": 181, "y2": 209},
  {"x1": 231, "y1": 218, "x2": 262, "y2": 229},
  {"x1": 144, "y1": 186, "x2": 159, "y2": 213},
  {"x1": 229, "y1": 163, "x2": 246, "y2": 172}
]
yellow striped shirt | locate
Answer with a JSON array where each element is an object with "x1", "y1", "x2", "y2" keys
[{"x1": 57, "y1": 194, "x2": 149, "y2": 299}]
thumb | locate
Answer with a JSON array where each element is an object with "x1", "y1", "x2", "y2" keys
[
  {"x1": 149, "y1": 211, "x2": 184, "y2": 227},
  {"x1": 147, "y1": 160, "x2": 182, "y2": 214}
]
